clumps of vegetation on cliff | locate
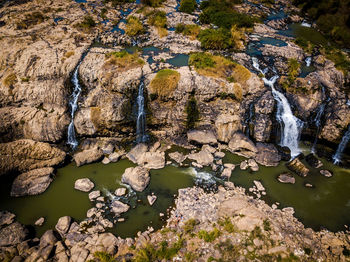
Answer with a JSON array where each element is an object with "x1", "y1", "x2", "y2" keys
[
  {"x1": 16, "y1": 11, "x2": 47, "y2": 29},
  {"x1": 175, "y1": 24, "x2": 201, "y2": 40},
  {"x1": 179, "y1": 0, "x2": 197, "y2": 14},
  {"x1": 189, "y1": 52, "x2": 251, "y2": 84},
  {"x1": 293, "y1": 0, "x2": 350, "y2": 48},
  {"x1": 75, "y1": 15, "x2": 96, "y2": 32},
  {"x1": 149, "y1": 69, "x2": 180, "y2": 100},
  {"x1": 104, "y1": 0, "x2": 135, "y2": 7},
  {"x1": 3, "y1": 72, "x2": 17, "y2": 88},
  {"x1": 105, "y1": 50, "x2": 144, "y2": 71},
  {"x1": 141, "y1": 0, "x2": 165, "y2": 7},
  {"x1": 147, "y1": 10, "x2": 167, "y2": 37},
  {"x1": 126, "y1": 16, "x2": 145, "y2": 36},
  {"x1": 186, "y1": 92, "x2": 200, "y2": 129}
]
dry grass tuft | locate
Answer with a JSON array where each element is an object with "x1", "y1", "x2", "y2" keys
[
  {"x1": 149, "y1": 69, "x2": 180, "y2": 99},
  {"x1": 104, "y1": 50, "x2": 144, "y2": 71}
]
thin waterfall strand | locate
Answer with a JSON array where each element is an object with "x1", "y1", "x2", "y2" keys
[
  {"x1": 333, "y1": 126, "x2": 350, "y2": 164},
  {"x1": 136, "y1": 81, "x2": 147, "y2": 143}
]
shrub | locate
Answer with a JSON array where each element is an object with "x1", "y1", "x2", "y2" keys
[
  {"x1": 149, "y1": 69, "x2": 180, "y2": 99},
  {"x1": 16, "y1": 11, "x2": 47, "y2": 29},
  {"x1": 179, "y1": 0, "x2": 197, "y2": 14},
  {"x1": 189, "y1": 52, "x2": 215, "y2": 69},
  {"x1": 230, "y1": 25, "x2": 246, "y2": 49},
  {"x1": 93, "y1": 251, "x2": 116, "y2": 262},
  {"x1": 104, "y1": 0, "x2": 135, "y2": 6},
  {"x1": 125, "y1": 16, "x2": 145, "y2": 36},
  {"x1": 105, "y1": 50, "x2": 144, "y2": 71},
  {"x1": 148, "y1": 11, "x2": 167, "y2": 37},
  {"x1": 287, "y1": 58, "x2": 300, "y2": 82},
  {"x1": 101, "y1": 8, "x2": 108, "y2": 20},
  {"x1": 3, "y1": 73, "x2": 17, "y2": 88},
  {"x1": 75, "y1": 15, "x2": 96, "y2": 31},
  {"x1": 141, "y1": 0, "x2": 164, "y2": 7},
  {"x1": 185, "y1": 94, "x2": 200, "y2": 129},
  {"x1": 198, "y1": 28, "x2": 232, "y2": 50},
  {"x1": 218, "y1": 217, "x2": 236, "y2": 233},
  {"x1": 198, "y1": 228, "x2": 221, "y2": 242},
  {"x1": 176, "y1": 24, "x2": 200, "y2": 40},
  {"x1": 183, "y1": 218, "x2": 198, "y2": 234},
  {"x1": 263, "y1": 219, "x2": 271, "y2": 231}
]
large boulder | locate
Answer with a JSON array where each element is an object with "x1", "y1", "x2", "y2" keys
[
  {"x1": 111, "y1": 200, "x2": 130, "y2": 216},
  {"x1": 0, "y1": 211, "x2": 15, "y2": 227},
  {"x1": 10, "y1": 167, "x2": 54, "y2": 197},
  {"x1": 228, "y1": 132, "x2": 257, "y2": 158},
  {"x1": 286, "y1": 157, "x2": 309, "y2": 177},
  {"x1": 0, "y1": 139, "x2": 66, "y2": 176},
  {"x1": 0, "y1": 222, "x2": 29, "y2": 246},
  {"x1": 55, "y1": 216, "x2": 72, "y2": 236},
  {"x1": 255, "y1": 143, "x2": 281, "y2": 167},
  {"x1": 126, "y1": 143, "x2": 148, "y2": 164},
  {"x1": 187, "y1": 130, "x2": 217, "y2": 145},
  {"x1": 253, "y1": 91, "x2": 275, "y2": 142},
  {"x1": 188, "y1": 149, "x2": 214, "y2": 166},
  {"x1": 73, "y1": 148, "x2": 103, "y2": 167},
  {"x1": 126, "y1": 144, "x2": 165, "y2": 169},
  {"x1": 277, "y1": 173, "x2": 296, "y2": 184},
  {"x1": 215, "y1": 114, "x2": 241, "y2": 143},
  {"x1": 168, "y1": 151, "x2": 187, "y2": 164},
  {"x1": 121, "y1": 166, "x2": 150, "y2": 192},
  {"x1": 74, "y1": 178, "x2": 94, "y2": 192}
]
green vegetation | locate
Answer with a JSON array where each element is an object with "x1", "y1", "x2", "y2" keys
[
  {"x1": 149, "y1": 69, "x2": 180, "y2": 99},
  {"x1": 287, "y1": 58, "x2": 300, "y2": 82},
  {"x1": 215, "y1": 239, "x2": 240, "y2": 261},
  {"x1": 92, "y1": 251, "x2": 116, "y2": 262},
  {"x1": 198, "y1": 28, "x2": 232, "y2": 50},
  {"x1": 101, "y1": 8, "x2": 108, "y2": 20},
  {"x1": 263, "y1": 219, "x2": 271, "y2": 232},
  {"x1": 175, "y1": 24, "x2": 201, "y2": 40},
  {"x1": 293, "y1": 0, "x2": 350, "y2": 47},
  {"x1": 198, "y1": 228, "x2": 221, "y2": 242},
  {"x1": 199, "y1": 0, "x2": 259, "y2": 29},
  {"x1": 141, "y1": 0, "x2": 165, "y2": 7},
  {"x1": 185, "y1": 93, "x2": 200, "y2": 129},
  {"x1": 323, "y1": 48, "x2": 350, "y2": 76},
  {"x1": 218, "y1": 217, "x2": 236, "y2": 233},
  {"x1": 133, "y1": 236, "x2": 184, "y2": 261},
  {"x1": 125, "y1": 16, "x2": 145, "y2": 36},
  {"x1": 75, "y1": 15, "x2": 96, "y2": 32},
  {"x1": 148, "y1": 11, "x2": 167, "y2": 37},
  {"x1": 3, "y1": 73, "x2": 17, "y2": 88},
  {"x1": 103, "y1": 0, "x2": 135, "y2": 7},
  {"x1": 105, "y1": 50, "x2": 144, "y2": 70},
  {"x1": 179, "y1": 0, "x2": 197, "y2": 14},
  {"x1": 183, "y1": 218, "x2": 199, "y2": 234},
  {"x1": 16, "y1": 11, "x2": 47, "y2": 29}
]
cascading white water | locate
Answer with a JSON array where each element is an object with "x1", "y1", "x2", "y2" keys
[
  {"x1": 305, "y1": 57, "x2": 311, "y2": 67},
  {"x1": 136, "y1": 81, "x2": 147, "y2": 143},
  {"x1": 67, "y1": 62, "x2": 83, "y2": 149},
  {"x1": 252, "y1": 57, "x2": 303, "y2": 158},
  {"x1": 301, "y1": 21, "x2": 311, "y2": 27},
  {"x1": 333, "y1": 126, "x2": 350, "y2": 164}
]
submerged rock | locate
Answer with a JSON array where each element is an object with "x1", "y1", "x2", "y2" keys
[
  {"x1": 305, "y1": 154, "x2": 323, "y2": 168},
  {"x1": 187, "y1": 130, "x2": 217, "y2": 145},
  {"x1": 10, "y1": 167, "x2": 54, "y2": 197},
  {"x1": 286, "y1": 157, "x2": 310, "y2": 177},
  {"x1": 35, "y1": 217, "x2": 45, "y2": 226},
  {"x1": 320, "y1": 169, "x2": 333, "y2": 178},
  {"x1": 109, "y1": 151, "x2": 125, "y2": 163},
  {"x1": 121, "y1": 166, "x2": 150, "y2": 192},
  {"x1": 74, "y1": 148, "x2": 103, "y2": 167},
  {"x1": 248, "y1": 159, "x2": 259, "y2": 172},
  {"x1": 74, "y1": 178, "x2": 95, "y2": 192},
  {"x1": 277, "y1": 173, "x2": 296, "y2": 184},
  {"x1": 228, "y1": 132, "x2": 257, "y2": 158},
  {"x1": 240, "y1": 160, "x2": 249, "y2": 170}
]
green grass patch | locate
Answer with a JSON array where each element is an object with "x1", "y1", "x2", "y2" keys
[
  {"x1": 183, "y1": 218, "x2": 199, "y2": 234},
  {"x1": 148, "y1": 10, "x2": 167, "y2": 37},
  {"x1": 149, "y1": 69, "x2": 180, "y2": 99},
  {"x1": 218, "y1": 217, "x2": 237, "y2": 233},
  {"x1": 126, "y1": 16, "x2": 145, "y2": 36},
  {"x1": 105, "y1": 50, "x2": 144, "y2": 71},
  {"x1": 175, "y1": 24, "x2": 201, "y2": 40},
  {"x1": 198, "y1": 228, "x2": 221, "y2": 242},
  {"x1": 198, "y1": 28, "x2": 232, "y2": 50},
  {"x1": 141, "y1": 0, "x2": 165, "y2": 7},
  {"x1": 93, "y1": 251, "x2": 116, "y2": 262}
]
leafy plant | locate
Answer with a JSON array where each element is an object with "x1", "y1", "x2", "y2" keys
[
  {"x1": 105, "y1": 50, "x2": 144, "y2": 70},
  {"x1": 183, "y1": 218, "x2": 198, "y2": 234},
  {"x1": 197, "y1": 228, "x2": 221, "y2": 242},
  {"x1": 198, "y1": 28, "x2": 232, "y2": 50},
  {"x1": 126, "y1": 16, "x2": 145, "y2": 36},
  {"x1": 179, "y1": 0, "x2": 197, "y2": 14}
]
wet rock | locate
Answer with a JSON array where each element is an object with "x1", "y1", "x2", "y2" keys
[
  {"x1": 168, "y1": 151, "x2": 187, "y2": 164},
  {"x1": 35, "y1": 217, "x2": 45, "y2": 226},
  {"x1": 0, "y1": 211, "x2": 16, "y2": 227},
  {"x1": 277, "y1": 173, "x2": 295, "y2": 184},
  {"x1": 188, "y1": 149, "x2": 214, "y2": 166},
  {"x1": 255, "y1": 143, "x2": 281, "y2": 166},
  {"x1": 305, "y1": 154, "x2": 323, "y2": 168},
  {"x1": 111, "y1": 200, "x2": 129, "y2": 216},
  {"x1": 253, "y1": 180, "x2": 265, "y2": 191},
  {"x1": 115, "y1": 188, "x2": 127, "y2": 196},
  {"x1": 277, "y1": 146, "x2": 292, "y2": 161},
  {"x1": 187, "y1": 130, "x2": 217, "y2": 145},
  {"x1": 101, "y1": 144, "x2": 114, "y2": 154},
  {"x1": 121, "y1": 166, "x2": 150, "y2": 192},
  {"x1": 0, "y1": 139, "x2": 66, "y2": 176},
  {"x1": 109, "y1": 151, "x2": 125, "y2": 163},
  {"x1": 214, "y1": 151, "x2": 225, "y2": 158},
  {"x1": 102, "y1": 157, "x2": 110, "y2": 165},
  {"x1": 320, "y1": 169, "x2": 333, "y2": 178},
  {"x1": 228, "y1": 132, "x2": 257, "y2": 158},
  {"x1": 147, "y1": 195, "x2": 157, "y2": 206},
  {"x1": 55, "y1": 216, "x2": 71, "y2": 236},
  {"x1": 74, "y1": 178, "x2": 94, "y2": 192},
  {"x1": 240, "y1": 160, "x2": 249, "y2": 170},
  {"x1": 221, "y1": 166, "x2": 234, "y2": 179},
  {"x1": 0, "y1": 222, "x2": 28, "y2": 246},
  {"x1": 253, "y1": 91, "x2": 275, "y2": 142},
  {"x1": 286, "y1": 157, "x2": 309, "y2": 177},
  {"x1": 248, "y1": 159, "x2": 259, "y2": 172},
  {"x1": 140, "y1": 151, "x2": 165, "y2": 169},
  {"x1": 262, "y1": 43, "x2": 304, "y2": 60},
  {"x1": 10, "y1": 167, "x2": 54, "y2": 197},
  {"x1": 305, "y1": 183, "x2": 313, "y2": 188},
  {"x1": 74, "y1": 147, "x2": 103, "y2": 167},
  {"x1": 88, "y1": 190, "x2": 101, "y2": 201}
]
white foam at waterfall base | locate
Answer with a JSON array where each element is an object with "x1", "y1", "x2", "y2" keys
[
  {"x1": 333, "y1": 126, "x2": 350, "y2": 164},
  {"x1": 305, "y1": 57, "x2": 312, "y2": 67},
  {"x1": 185, "y1": 167, "x2": 217, "y2": 186},
  {"x1": 252, "y1": 57, "x2": 303, "y2": 158},
  {"x1": 301, "y1": 21, "x2": 311, "y2": 27}
]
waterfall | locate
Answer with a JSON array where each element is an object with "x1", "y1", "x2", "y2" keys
[
  {"x1": 136, "y1": 80, "x2": 147, "y2": 143},
  {"x1": 301, "y1": 21, "x2": 311, "y2": 27},
  {"x1": 252, "y1": 57, "x2": 303, "y2": 158},
  {"x1": 311, "y1": 103, "x2": 326, "y2": 153},
  {"x1": 333, "y1": 126, "x2": 350, "y2": 164},
  {"x1": 67, "y1": 62, "x2": 83, "y2": 149},
  {"x1": 305, "y1": 57, "x2": 311, "y2": 67}
]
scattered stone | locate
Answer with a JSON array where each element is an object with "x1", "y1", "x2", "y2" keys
[
  {"x1": 191, "y1": 162, "x2": 203, "y2": 169},
  {"x1": 214, "y1": 151, "x2": 225, "y2": 158},
  {"x1": 102, "y1": 157, "x2": 110, "y2": 165},
  {"x1": 111, "y1": 201, "x2": 129, "y2": 216},
  {"x1": 89, "y1": 190, "x2": 101, "y2": 201},
  {"x1": 202, "y1": 144, "x2": 216, "y2": 154},
  {"x1": 286, "y1": 157, "x2": 309, "y2": 177},
  {"x1": 87, "y1": 208, "x2": 98, "y2": 218},
  {"x1": 159, "y1": 213, "x2": 164, "y2": 217},
  {"x1": 282, "y1": 207, "x2": 295, "y2": 215},
  {"x1": 140, "y1": 151, "x2": 165, "y2": 169},
  {"x1": 305, "y1": 183, "x2": 313, "y2": 188},
  {"x1": 74, "y1": 148, "x2": 103, "y2": 167},
  {"x1": 55, "y1": 216, "x2": 71, "y2": 236},
  {"x1": 147, "y1": 195, "x2": 157, "y2": 206},
  {"x1": 35, "y1": 217, "x2": 45, "y2": 226},
  {"x1": 228, "y1": 132, "x2": 257, "y2": 158},
  {"x1": 187, "y1": 130, "x2": 217, "y2": 145},
  {"x1": 109, "y1": 151, "x2": 125, "y2": 163},
  {"x1": 74, "y1": 178, "x2": 94, "y2": 192},
  {"x1": 10, "y1": 167, "x2": 54, "y2": 197},
  {"x1": 240, "y1": 160, "x2": 249, "y2": 170},
  {"x1": 118, "y1": 218, "x2": 125, "y2": 222},
  {"x1": 305, "y1": 154, "x2": 323, "y2": 168},
  {"x1": 150, "y1": 142, "x2": 161, "y2": 152},
  {"x1": 126, "y1": 143, "x2": 148, "y2": 164},
  {"x1": 253, "y1": 180, "x2": 265, "y2": 191},
  {"x1": 248, "y1": 159, "x2": 259, "y2": 171},
  {"x1": 320, "y1": 169, "x2": 333, "y2": 177},
  {"x1": 277, "y1": 173, "x2": 295, "y2": 184},
  {"x1": 221, "y1": 164, "x2": 235, "y2": 179},
  {"x1": 121, "y1": 166, "x2": 150, "y2": 192},
  {"x1": 96, "y1": 203, "x2": 103, "y2": 209},
  {"x1": 115, "y1": 188, "x2": 127, "y2": 196},
  {"x1": 96, "y1": 197, "x2": 104, "y2": 202}
]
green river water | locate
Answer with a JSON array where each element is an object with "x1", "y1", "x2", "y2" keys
[{"x1": 0, "y1": 145, "x2": 349, "y2": 238}]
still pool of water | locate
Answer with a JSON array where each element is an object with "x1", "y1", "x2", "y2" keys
[
  {"x1": 166, "y1": 54, "x2": 189, "y2": 67},
  {"x1": 1, "y1": 145, "x2": 349, "y2": 237}
]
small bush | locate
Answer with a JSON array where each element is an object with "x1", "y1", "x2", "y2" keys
[
  {"x1": 179, "y1": 0, "x2": 197, "y2": 14},
  {"x1": 287, "y1": 58, "x2": 300, "y2": 82},
  {"x1": 75, "y1": 15, "x2": 96, "y2": 31},
  {"x1": 263, "y1": 219, "x2": 271, "y2": 231},
  {"x1": 16, "y1": 11, "x2": 47, "y2": 29},
  {"x1": 198, "y1": 228, "x2": 221, "y2": 242},
  {"x1": 64, "y1": 51, "x2": 75, "y2": 58},
  {"x1": 189, "y1": 52, "x2": 215, "y2": 69},
  {"x1": 218, "y1": 217, "x2": 236, "y2": 233},
  {"x1": 176, "y1": 23, "x2": 200, "y2": 40},
  {"x1": 101, "y1": 8, "x2": 108, "y2": 20},
  {"x1": 126, "y1": 16, "x2": 145, "y2": 36},
  {"x1": 230, "y1": 25, "x2": 246, "y2": 49},
  {"x1": 148, "y1": 11, "x2": 167, "y2": 37},
  {"x1": 93, "y1": 251, "x2": 116, "y2": 262},
  {"x1": 149, "y1": 69, "x2": 180, "y2": 99},
  {"x1": 198, "y1": 28, "x2": 232, "y2": 50},
  {"x1": 183, "y1": 218, "x2": 198, "y2": 234},
  {"x1": 105, "y1": 50, "x2": 144, "y2": 70},
  {"x1": 185, "y1": 93, "x2": 200, "y2": 129},
  {"x1": 141, "y1": 0, "x2": 164, "y2": 7}
]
